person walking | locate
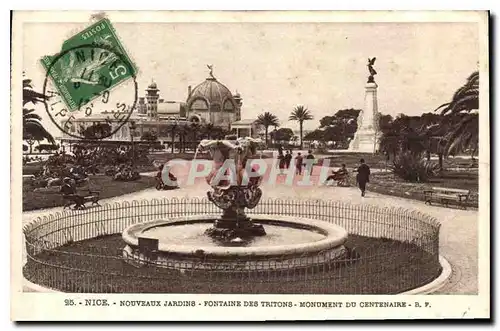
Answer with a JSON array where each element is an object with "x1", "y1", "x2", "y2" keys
[
  {"x1": 354, "y1": 158, "x2": 371, "y2": 197},
  {"x1": 305, "y1": 150, "x2": 315, "y2": 175},
  {"x1": 306, "y1": 150, "x2": 315, "y2": 160},
  {"x1": 284, "y1": 150, "x2": 292, "y2": 169},
  {"x1": 295, "y1": 152, "x2": 304, "y2": 175},
  {"x1": 278, "y1": 151, "x2": 286, "y2": 174}
]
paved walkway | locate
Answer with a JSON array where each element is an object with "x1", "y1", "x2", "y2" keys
[{"x1": 21, "y1": 160, "x2": 478, "y2": 294}]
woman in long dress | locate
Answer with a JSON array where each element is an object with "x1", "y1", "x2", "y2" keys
[{"x1": 278, "y1": 151, "x2": 286, "y2": 174}]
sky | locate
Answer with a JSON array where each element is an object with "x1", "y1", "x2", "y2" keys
[{"x1": 23, "y1": 20, "x2": 479, "y2": 133}]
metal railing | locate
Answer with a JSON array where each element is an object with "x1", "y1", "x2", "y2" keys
[{"x1": 23, "y1": 198, "x2": 441, "y2": 294}]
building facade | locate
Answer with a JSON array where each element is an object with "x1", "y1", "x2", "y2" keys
[{"x1": 59, "y1": 69, "x2": 244, "y2": 145}]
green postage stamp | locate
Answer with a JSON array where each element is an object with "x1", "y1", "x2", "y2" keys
[{"x1": 40, "y1": 18, "x2": 137, "y2": 111}]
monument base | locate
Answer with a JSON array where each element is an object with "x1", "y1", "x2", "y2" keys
[{"x1": 348, "y1": 129, "x2": 379, "y2": 153}]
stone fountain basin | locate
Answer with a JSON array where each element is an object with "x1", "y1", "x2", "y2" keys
[{"x1": 122, "y1": 214, "x2": 348, "y2": 271}]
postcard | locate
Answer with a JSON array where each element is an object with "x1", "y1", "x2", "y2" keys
[{"x1": 11, "y1": 10, "x2": 489, "y2": 321}]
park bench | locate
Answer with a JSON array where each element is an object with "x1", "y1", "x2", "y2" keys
[
  {"x1": 63, "y1": 189, "x2": 101, "y2": 210},
  {"x1": 336, "y1": 174, "x2": 350, "y2": 187},
  {"x1": 424, "y1": 187, "x2": 471, "y2": 209},
  {"x1": 324, "y1": 172, "x2": 350, "y2": 187}
]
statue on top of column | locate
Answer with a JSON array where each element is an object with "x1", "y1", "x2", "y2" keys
[{"x1": 367, "y1": 57, "x2": 377, "y2": 83}]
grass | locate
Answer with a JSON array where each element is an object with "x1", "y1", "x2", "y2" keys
[
  {"x1": 321, "y1": 153, "x2": 477, "y2": 170},
  {"x1": 321, "y1": 153, "x2": 387, "y2": 168},
  {"x1": 23, "y1": 162, "x2": 45, "y2": 176},
  {"x1": 22, "y1": 175, "x2": 157, "y2": 211},
  {"x1": 366, "y1": 170, "x2": 478, "y2": 207},
  {"x1": 23, "y1": 234, "x2": 441, "y2": 294}
]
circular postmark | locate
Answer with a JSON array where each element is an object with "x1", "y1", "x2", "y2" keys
[{"x1": 43, "y1": 43, "x2": 138, "y2": 140}]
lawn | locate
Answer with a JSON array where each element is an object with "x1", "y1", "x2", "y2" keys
[
  {"x1": 23, "y1": 175, "x2": 157, "y2": 211},
  {"x1": 23, "y1": 162, "x2": 45, "y2": 176},
  {"x1": 367, "y1": 170, "x2": 479, "y2": 207},
  {"x1": 320, "y1": 152, "x2": 477, "y2": 170},
  {"x1": 24, "y1": 234, "x2": 441, "y2": 294},
  {"x1": 321, "y1": 153, "x2": 387, "y2": 168}
]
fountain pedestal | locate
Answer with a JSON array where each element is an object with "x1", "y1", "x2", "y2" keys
[{"x1": 205, "y1": 185, "x2": 266, "y2": 241}]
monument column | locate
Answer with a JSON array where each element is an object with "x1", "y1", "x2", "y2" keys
[
  {"x1": 362, "y1": 82, "x2": 378, "y2": 129},
  {"x1": 348, "y1": 57, "x2": 380, "y2": 153}
]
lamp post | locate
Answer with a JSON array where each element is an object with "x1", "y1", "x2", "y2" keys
[{"x1": 129, "y1": 121, "x2": 137, "y2": 167}]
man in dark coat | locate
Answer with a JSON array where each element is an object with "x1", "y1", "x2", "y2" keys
[
  {"x1": 355, "y1": 158, "x2": 371, "y2": 197},
  {"x1": 295, "y1": 153, "x2": 304, "y2": 175}
]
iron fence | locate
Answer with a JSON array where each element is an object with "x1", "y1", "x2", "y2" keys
[{"x1": 23, "y1": 198, "x2": 441, "y2": 294}]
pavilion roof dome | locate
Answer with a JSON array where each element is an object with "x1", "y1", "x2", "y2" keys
[{"x1": 188, "y1": 77, "x2": 234, "y2": 106}]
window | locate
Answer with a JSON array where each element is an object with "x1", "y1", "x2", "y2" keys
[
  {"x1": 190, "y1": 99, "x2": 208, "y2": 111},
  {"x1": 223, "y1": 100, "x2": 234, "y2": 111}
]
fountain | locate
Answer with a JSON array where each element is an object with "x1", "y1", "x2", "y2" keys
[
  {"x1": 122, "y1": 136, "x2": 349, "y2": 271},
  {"x1": 198, "y1": 136, "x2": 266, "y2": 242}
]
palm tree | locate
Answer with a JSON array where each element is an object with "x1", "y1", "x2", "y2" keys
[
  {"x1": 435, "y1": 71, "x2": 479, "y2": 115},
  {"x1": 23, "y1": 78, "x2": 55, "y2": 151},
  {"x1": 255, "y1": 112, "x2": 280, "y2": 146},
  {"x1": 435, "y1": 71, "x2": 479, "y2": 156},
  {"x1": 445, "y1": 113, "x2": 478, "y2": 158},
  {"x1": 289, "y1": 105, "x2": 313, "y2": 149},
  {"x1": 378, "y1": 131, "x2": 400, "y2": 160}
]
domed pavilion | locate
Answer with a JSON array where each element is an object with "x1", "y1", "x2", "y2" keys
[{"x1": 186, "y1": 66, "x2": 242, "y2": 129}]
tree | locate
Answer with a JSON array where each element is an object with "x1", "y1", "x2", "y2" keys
[
  {"x1": 418, "y1": 112, "x2": 450, "y2": 170},
  {"x1": 169, "y1": 123, "x2": 178, "y2": 153},
  {"x1": 23, "y1": 78, "x2": 55, "y2": 149},
  {"x1": 317, "y1": 108, "x2": 361, "y2": 147},
  {"x1": 175, "y1": 125, "x2": 189, "y2": 153},
  {"x1": 270, "y1": 127, "x2": 294, "y2": 143},
  {"x1": 378, "y1": 114, "x2": 393, "y2": 132},
  {"x1": 35, "y1": 144, "x2": 59, "y2": 152},
  {"x1": 255, "y1": 112, "x2": 280, "y2": 146},
  {"x1": 141, "y1": 131, "x2": 158, "y2": 142},
  {"x1": 304, "y1": 129, "x2": 324, "y2": 141},
  {"x1": 289, "y1": 105, "x2": 313, "y2": 149},
  {"x1": 378, "y1": 114, "x2": 427, "y2": 160},
  {"x1": 446, "y1": 113, "x2": 478, "y2": 158},
  {"x1": 80, "y1": 123, "x2": 112, "y2": 139},
  {"x1": 435, "y1": 71, "x2": 479, "y2": 116},
  {"x1": 190, "y1": 121, "x2": 200, "y2": 150},
  {"x1": 378, "y1": 131, "x2": 400, "y2": 160},
  {"x1": 435, "y1": 71, "x2": 479, "y2": 156}
]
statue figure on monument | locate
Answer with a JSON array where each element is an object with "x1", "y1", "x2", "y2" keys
[
  {"x1": 367, "y1": 57, "x2": 377, "y2": 83},
  {"x1": 207, "y1": 64, "x2": 215, "y2": 79}
]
